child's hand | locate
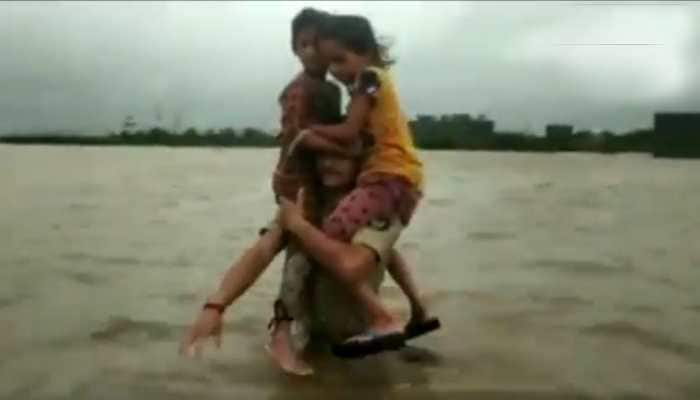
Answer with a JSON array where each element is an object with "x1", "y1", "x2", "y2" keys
[
  {"x1": 286, "y1": 129, "x2": 312, "y2": 157},
  {"x1": 179, "y1": 308, "x2": 223, "y2": 358},
  {"x1": 277, "y1": 188, "x2": 306, "y2": 232}
]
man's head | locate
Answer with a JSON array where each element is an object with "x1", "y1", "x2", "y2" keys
[
  {"x1": 314, "y1": 137, "x2": 366, "y2": 190},
  {"x1": 291, "y1": 8, "x2": 330, "y2": 76},
  {"x1": 315, "y1": 152, "x2": 359, "y2": 190}
]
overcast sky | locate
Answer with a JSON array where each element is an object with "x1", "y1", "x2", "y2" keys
[{"x1": 1, "y1": 1, "x2": 698, "y2": 135}]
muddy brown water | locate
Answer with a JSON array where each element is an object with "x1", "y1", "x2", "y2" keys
[{"x1": 1, "y1": 146, "x2": 699, "y2": 399}]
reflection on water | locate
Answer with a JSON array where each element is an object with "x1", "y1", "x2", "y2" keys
[{"x1": 1, "y1": 146, "x2": 699, "y2": 399}]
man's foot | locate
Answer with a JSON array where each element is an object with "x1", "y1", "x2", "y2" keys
[{"x1": 266, "y1": 322, "x2": 314, "y2": 376}]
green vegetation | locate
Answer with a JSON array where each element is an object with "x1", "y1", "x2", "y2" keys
[
  {"x1": 0, "y1": 127, "x2": 277, "y2": 148},
  {"x1": 0, "y1": 113, "x2": 662, "y2": 154}
]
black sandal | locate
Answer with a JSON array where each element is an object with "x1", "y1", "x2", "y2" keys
[
  {"x1": 404, "y1": 317, "x2": 441, "y2": 341},
  {"x1": 331, "y1": 330, "x2": 406, "y2": 359}
]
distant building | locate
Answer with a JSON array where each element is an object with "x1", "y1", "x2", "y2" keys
[
  {"x1": 441, "y1": 113, "x2": 472, "y2": 124},
  {"x1": 653, "y1": 112, "x2": 700, "y2": 158}
]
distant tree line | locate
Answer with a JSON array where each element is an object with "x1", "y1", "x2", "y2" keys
[
  {"x1": 0, "y1": 127, "x2": 277, "y2": 148},
  {"x1": 0, "y1": 113, "x2": 664, "y2": 155}
]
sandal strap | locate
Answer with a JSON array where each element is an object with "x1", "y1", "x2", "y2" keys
[{"x1": 267, "y1": 299, "x2": 294, "y2": 330}]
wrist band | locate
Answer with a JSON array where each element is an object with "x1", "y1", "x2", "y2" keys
[{"x1": 203, "y1": 302, "x2": 227, "y2": 314}]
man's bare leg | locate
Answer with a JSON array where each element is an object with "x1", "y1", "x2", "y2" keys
[{"x1": 266, "y1": 244, "x2": 314, "y2": 376}]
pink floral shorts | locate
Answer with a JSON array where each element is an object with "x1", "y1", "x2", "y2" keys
[{"x1": 322, "y1": 177, "x2": 421, "y2": 242}]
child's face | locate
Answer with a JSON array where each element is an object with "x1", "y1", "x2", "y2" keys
[
  {"x1": 294, "y1": 27, "x2": 327, "y2": 75},
  {"x1": 318, "y1": 38, "x2": 370, "y2": 85},
  {"x1": 316, "y1": 154, "x2": 357, "y2": 189}
]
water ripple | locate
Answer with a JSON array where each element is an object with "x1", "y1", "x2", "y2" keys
[
  {"x1": 60, "y1": 252, "x2": 142, "y2": 267},
  {"x1": 0, "y1": 295, "x2": 26, "y2": 309},
  {"x1": 528, "y1": 294, "x2": 593, "y2": 307},
  {"x1": 427, "y1": 198, "x2": 455, "y2": 207},
  {"x1": 581, "y1": 320, "x2": 700, "y2": 364},
  {"x1": 468, "y1": 231, "x2": 518, "y2": 242},
  {"x1": 61, "y1": 270, "x2": 106, "y2": 286},
  {"x1": 525, "y1": 259, "x2": 633, "y2": 276},
  {"x1": 90, "y1": 316, "x2": 183, "y2": 344}
]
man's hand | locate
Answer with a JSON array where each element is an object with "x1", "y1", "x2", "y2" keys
[
  {"x1": 179, "y1": 307, "x2": 223, "y2": 358},
  {"x1": 277, "y1": 188, "x2": 307, "y2": 233}
]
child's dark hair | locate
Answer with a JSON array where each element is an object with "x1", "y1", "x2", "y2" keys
[
  {"x1": 291, "y1": 8, "x2": 330, "y2": 51},
  {"x1": 318, "y1": 14, "x2": 394, "y2": 68}
]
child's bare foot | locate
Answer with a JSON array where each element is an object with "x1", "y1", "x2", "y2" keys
[
  {"x1": 366, "y1": 314, "x2": 405, "y2": 337},
  {"x1": 266, "y1": 321, "x2": 314, "y2": 376},
  {"x1": 332, "y1": 315, "x2": 406, "y2": 358},
  {"x1": 342, "y1": 315, "x2": 405, "y2": 347}
]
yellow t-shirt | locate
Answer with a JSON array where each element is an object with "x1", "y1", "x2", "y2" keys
[{"x1": 354, "y1": 66, "x2": 424, "y2": 193}]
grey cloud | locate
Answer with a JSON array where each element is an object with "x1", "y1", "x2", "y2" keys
[{"x1": 0, "y1": 1, "x2": 698, "y2": 135}]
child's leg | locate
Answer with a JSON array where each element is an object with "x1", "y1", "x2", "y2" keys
[
  {"x1": 386, "y1": 248, "x2": 441, "y2": 339},
  {"x1": 321, "y1": 183, "x2": 405, "y2": 337},
  {"x1": 351, "y1": 279, "x2": 403, "y2": 332},
  {"x1": 386, "y1": 249, "x2": 428, "y2": 321}
]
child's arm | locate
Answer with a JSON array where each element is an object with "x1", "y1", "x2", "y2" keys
[
  {"x1": 278, "y1": 194, "x2": 386, "y2": 285},
  {"x1": 309, "y1": 94, "x2": 373, "y2": 143},
  {"x1": 297, "y1": 131, "x2": 358, "y2": 157},
  {"x1": 309, "y1": 69, "x2": 380, "y2": 143},
  {"x1": 207, "y1": 224, "x2": 285, "y2": 307}
]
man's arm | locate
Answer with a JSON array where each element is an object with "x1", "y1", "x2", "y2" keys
[
  {"x1": 277, "y1": 186, "x2": 393, "y2": 287},
  {"x1": 207, "y1": 224, "x2": 286, "y2": 307},
  {"x1": 298, "y1": 131, "x2": 357, "y2": 157},
  {"x1": 278, "y1": 189, "x2": 402, "y2": 286},
  {"x1": 286, "y1": 215, "x2": 375, "y2": 285},
  {"x1": 180, "y1": 221, "x2": 286, "y2": 356}
]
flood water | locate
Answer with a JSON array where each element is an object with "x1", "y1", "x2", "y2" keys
[{"x1": 1, "y1": 145, "x2": 699, "y2": 399}]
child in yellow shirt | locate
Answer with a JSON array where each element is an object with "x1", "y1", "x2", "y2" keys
[{"x1": 289, "y1": 14, "x2": 439, "y2": 357}]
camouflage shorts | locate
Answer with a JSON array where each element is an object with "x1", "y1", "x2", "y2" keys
[{"x1": 264, "y1": 216, "x2": 404, "y2": 349}]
